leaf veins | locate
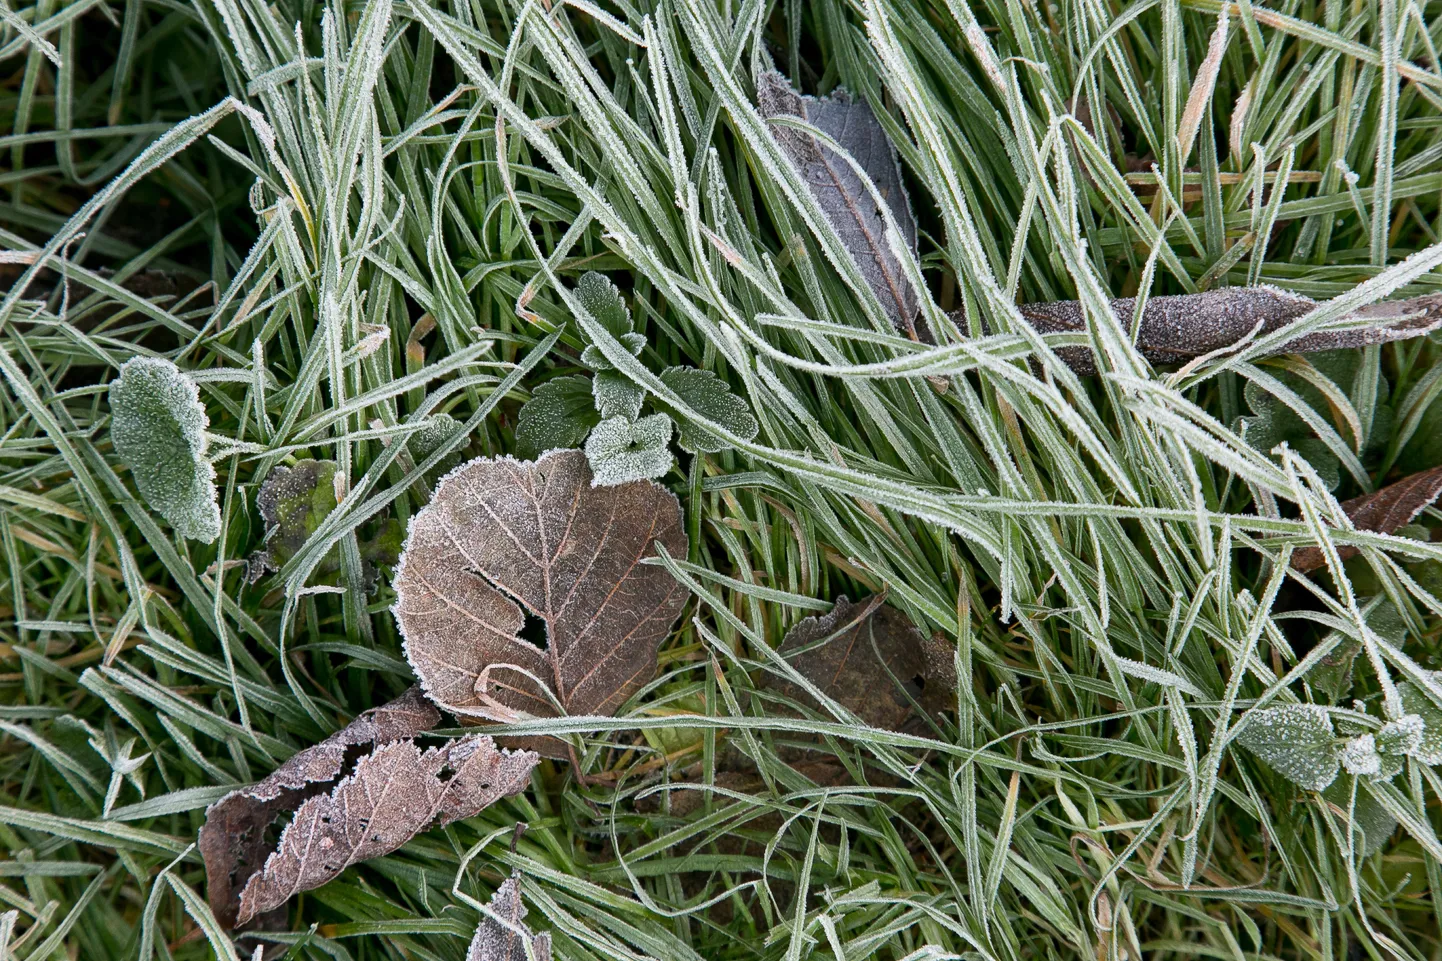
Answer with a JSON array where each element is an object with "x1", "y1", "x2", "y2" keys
[{"x1": 393, "y1": 449, "x2": 689, "y2": 737}]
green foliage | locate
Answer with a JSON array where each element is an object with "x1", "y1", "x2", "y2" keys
[
  {"x1": 514, "y1": 376, "x2": 600, "y2": 458},
  {"x1": 583, "y1": 414, "x2": 674, "y2": 485},
  {"x1": 1237, "y1": 705, "x2": 1341, "y2": 791},
  {"x1": 108, "y1": 357, "x2": 221, "y2": 543},
  {"x1": 658, "y1": 366, "x2": 759, "y2": 452},
  {"x1": 406, "y1": 412, "x2": 467, "y2": 480}
]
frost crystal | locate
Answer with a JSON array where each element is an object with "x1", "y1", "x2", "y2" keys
[
  {"x1": 109, "y1": 356, "x2": 221, "y2": 543},
  {"x1": 1340, "y1": 735, "x2": 1381, "y2": 777},
  {"x1": 1376, "y1": 714, "x2": 1424, "y2": 758}
]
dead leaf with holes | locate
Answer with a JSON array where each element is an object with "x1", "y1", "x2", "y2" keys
[
  {"x1": 1292, "y1": 465, "x2": 1442, "y2": 572},
  {"x1": 236, "y1": 734, "x2": 538, "y2": 924},
  {"x1": 199, "y1": 687, "x2": 440, "y2": 929},
  {"x1": 760, "y1": 595, "x2": 956, "y2": 751},
  {"x1": 392, "y1": 449, "x2": 688, "y2": 746},
  {"x1": 467, "y1": 870, "x2": 552, "y2": 961}
]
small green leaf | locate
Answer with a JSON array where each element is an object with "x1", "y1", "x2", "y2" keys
[
  {"x1": 1240, "y1": 381, "x2": 1341, "y2": 491},
  {"x1": 584, "y1": 414, "x2": 674, "y2": 486},
  {"x1": 576, "y1": 272, "x2": 634, "y2": 341},
  {"x1": 1321, "y1": 777, "x2": 1398, "y2": 856},
  {"x1": 407, "y1": 413, "x2": 467, "y2": 481},
  {"x1": 657, "y1": 366, "x2": 759, "y2": 453},
  {"x1": 1340, "y1": 734, "x2": 1382, "y2": 777},
  {"x1": 515, "y1": 376, "x2": 601, "y2": 459},
  {"x1": 581, "y1": 334, "x2": 645, "y2": 372},
  {"x1": 1398, "y1": 677, "x2": 1442, "y2": 764},
  {"x1": 109, "y1": 357, "x2": 221, "y2": 543},
  {"x1": 1237, "y1": 704, "x2": 1340, "y2": 790},
  {"x1": 593, "y1": 371, "x2": 645, "y2": 421}
]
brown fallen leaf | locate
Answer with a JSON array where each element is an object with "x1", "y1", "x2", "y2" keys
[
  {"x1": 467, "y1": 870, "x2": 552, "y2": 961},
  {"x1": 757, "y1": 70, "x2": 920, "y2": 338},
  {"x1": 200, "y1": 687, "x2": 439, "y2": 929},
  {"x1": 1293, "y1": 465, "x2": 1442, "y2": 572},
  {"x1": 237, "y1": 734, "x2": 538, "y2": 924},
  {"x1": 1016, "y1": 287, "x2": 1442, "y2": 376},
  {"x1": 392, "y1": 449, "x2": 688, "y2": 732},
  {"x1": 760, "y1": 595, "x2": 956, "y2": 743}
]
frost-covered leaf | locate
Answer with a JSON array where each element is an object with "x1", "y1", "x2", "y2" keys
[
  {"x1": 109, "y1": 356, "x2": 221, "y2": 542},
  {"x1": 1398, "y1": 677, "x2": 1442, "y2": 764},
  {"x1": 408, "y1": 412, "x2": 467, "y2": 480},
  {"x1": 761, "y1": 596, "x2": 956, "y2": 741},
  {"x1": 584, "y1": 414, "x2": 674, "y2": 486},
  {"x1": 235, "y1": 733, "x2": 537, "y2": 924},
  {"x1": 248, "y1": 460, "x2": 338, "y2": 579},
  {"x1": 658, "y1": 366, "x2": 760, "y2": 453},
  {"x1": 1292, "y1": 465, "x2": 1442, "y2": 572},
  {"x1": 574, "y1": 272, "x2": 643, "y2": 370},
  {"x1": 1376, "y1": 715, "x2": 1424, "y2": 758},
  {"x1": 393, "y1": 449, "x2": 688, "y2": 736},
  {"x1": 1019, "y1": 288, "x2": 1442, "y2": 375},
  {"x1": 1321, "y1": 778, "x2": 1398, "y2": 857},
  {"x1": 514, "y1": 376, "x2": 601, "y2": 459},
  {"x1": 467, "y1": 871, "x2": 552, "y2": 961},
  {"x1": 199, "y1": 688, "x2": 439, "y2": 929},
  {"x1": 1237, "y1": 704, "x2": 1340, "y2": 790},
  {"x1": 757, "y1": 69, "x2": 920, "y2": 336},
  {"x1": 1340, "y1": 734, "x2": 1381, "y2": 777},
  {"x1": 1240, "y1": 380, "x2": 1341, "y2": 492},
  {"x1": 593, "y1": 370, "x2": 645, "y2": 421}
]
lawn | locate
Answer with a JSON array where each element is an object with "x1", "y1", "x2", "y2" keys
[{"x1": 3, "y1": 0, "x2": 1442, "y2": 959}]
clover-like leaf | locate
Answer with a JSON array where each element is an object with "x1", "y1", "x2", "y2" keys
[
  {"x1": 393, "y1": 450, "x2": 688, "y2": 739},
  {"x1": 584, "y1": 414, "x2": 674, "y2": 486},
  {"x1": 236, "y1": 734, "x2": 537, "y2": 925},
  {"x1": 593, "y1": 370, "x2": 645, "y2": 421},
  {"x1": 109, "y1": 356, "x2": 221, "y2": 542},
  {"x1": 467, "y1": 870, "x2": 552, "y2": 961},
  {"x1": 757, "y1": 69, "x2": 920, "y2": 337},
  {"x1": 1340, "y1": 734, "x2": 1382, "y2": 777},
  {"x1": 1398, "y1": 677, "x2": 1442, "y2": 765},
  {"x1": 1237, "y1": 704, "x2": 1340, "y2": 790},
  {"x1": 408, "y1": 412, "x2": 467, "y2": 480},
  {"x1": 761, "y1": 596, "x2": 956, "y2": 740},
  {"x1": 514, "y1": 376, "x2": 601, "y2": 459},
  {"x1": 199, "y1": 687, "x2": 440, "y2": 929},
  {"x1": 1292, "y1": 465, "x2": 1442, "y2": 572},
  {"x1": 658, "y1": 366, "x2": 760, "y2": 453}
]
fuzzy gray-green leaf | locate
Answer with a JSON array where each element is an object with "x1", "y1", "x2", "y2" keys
[
  {"x1": 108, "y1": 356, "x2": 221, "y2": 543},
  {"x1": 584, "y1": 414, "x2": 673, "y2": 485},
  {"x1": 514, "y1": 376, "x2": 601, "y2": 459},
  {"x1": 1237, "y1": 704, "x2": 1340, "y2": 790},
  {"x1": 658, "y1": 366, "x2": 759, "y2": 453}
]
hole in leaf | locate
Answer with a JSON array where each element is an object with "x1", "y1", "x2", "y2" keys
[{"x1": 518, "y1": 611, "x2": 549, "y2": 651}]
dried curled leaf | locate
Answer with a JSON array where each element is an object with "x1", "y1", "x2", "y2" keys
[
  {"x1": 394, "y1": 449, "x2": 688, "y2": 734},
  {"x1": 238, "y1": 734, "x2": 537, "y2": 925},
  {"x1": 200, "y1": 687, "x2": 439, "y2": 929},
  {"x1": 1018, "y1": 288, "x2": 1442, "y2": 375},
  {"x1": 467, "y1": 871, "x2": 552, "y2": 961},
  {"x1": 1292, "y1": 465, "x2": 1442, "y2": 572},
  {"x1": 109, "y1": 356, "x2": 221, "y2": 542},
  {"x1": 1236, "y1": 704, "x2": 1339, "y2": 791},
  {"x1": 761, "y1": 596, "x2": 956, "y2": 739},
  {"x1": 757, "y1": 69, "x2": 920, "y2": 336}
]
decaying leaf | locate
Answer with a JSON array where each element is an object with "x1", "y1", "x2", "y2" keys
[
  {"x1": 760, "y1": 596, "x2": 956, "y2": 741},
  {"x1": 514, "y1": 376, "x2": 601, "y2": 460},
  {"x1": 1017, "y1": 287, "x2": 1442, "y2": 376},
  {"x1": 1292, "y1": 465, "x2": 1442, "y2": 572},
  {"x1": 467, "y1": 871, "x2": 552, "y2": 961},
  {"x1": 109, "y1": 356, "x2": 221, "y2": 542},
  {"x1": 393, "y1": 449, "x2": 688, "y2": 734},
  {"x1": 236, "y1": 734, "x2": 538, "y2": 925},
  {"x1": 246, "y1": 459, "x2": 398, "y2": 586},
  {"x1": 757, "y1": 69, "x2": 920, "y2": 337},
  {"x1": 200, "y1": 687, "x2": 440, "y2": 929},
  {"x1": 1236, "y1": 703, "x2": 1340, "y2": 791}
]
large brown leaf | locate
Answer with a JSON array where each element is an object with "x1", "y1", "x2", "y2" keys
[
  {"x1": 199, "y1": 687, "x2": 439, "y2": 929},
  {"x1": 760, "y1": 595, "x2": 956, "y2": 741},
  {"x1": 466, "y1": 871, "x2": 552, "y2": 961},
  {"x1": 393, "y1": 449, "x2": 688, "y2": 727},
  {"x1": 757, "y1": 70, "x2": 920, "y2": 338},
  {"x1": 1293, "y1": 465, "x2": 1442, "y2": 572},
  {"x1": 237, "y1": 734, "x2": 538, "y2": 924},
  {"x1": 1016, "y1": 288, "x2": 1442, "y2": 375}
]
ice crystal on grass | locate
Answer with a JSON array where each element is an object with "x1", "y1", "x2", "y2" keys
[
  {"x1": 407, "y1": 412, "x2": 467, "y2": 480},
  {"x1": 108, "y1": 356, "x2": 221, "y2": 542}
]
